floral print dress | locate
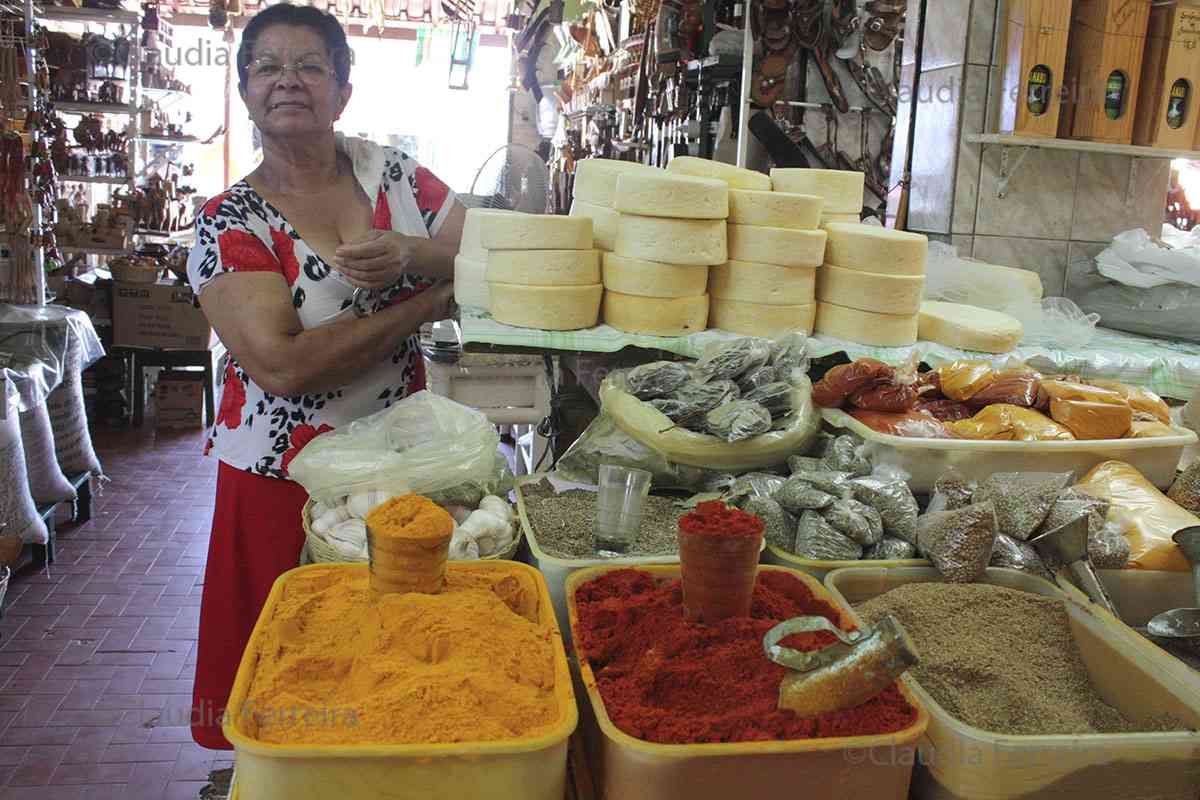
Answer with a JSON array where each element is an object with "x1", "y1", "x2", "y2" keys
[{"x1": 186, "y1": 134, "x2": 455, "y2": 479}]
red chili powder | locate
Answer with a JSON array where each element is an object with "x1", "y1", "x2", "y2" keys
[
  {"x1": 574, "y1": 568, "x2": 918, "y2": 744},
  {"x1": 678, "y1": 500, "x2": 765, "y2": 538}
]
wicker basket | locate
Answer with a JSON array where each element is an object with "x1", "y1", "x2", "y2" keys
[{"x1": 301, "y1": 499, "x2": 521, "y2": 564}]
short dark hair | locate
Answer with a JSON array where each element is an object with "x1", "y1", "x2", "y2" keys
[{"x1": 236, "y1": 3, "x2": 352, "y2": 89}]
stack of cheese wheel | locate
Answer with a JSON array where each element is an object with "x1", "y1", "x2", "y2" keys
[
  {"x1": 813, "y1": 222, "x2": 929, "y2": 347},
  {"x1": 603, "y1": 166, "x2": 729, "y2": 337},
  {"x1": 568, "y1": 158, "x2": 655, "y2": 252},
  {"x1": 454, "y1": 208, "x2": 513, "y2": 310},
  {"x1": 770, "y1": 168, "x2": 865, "y2": 227},
  {"x1": 668, "y1": 158, "x2": 826, "y2": 337},
  {"x1": 480, "y1": 212, "x2": 603, "y2": 331}
]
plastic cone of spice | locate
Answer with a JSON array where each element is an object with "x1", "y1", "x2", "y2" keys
[
  {"x1": 365, "y1": 494, "x2": 455, "y2": 595},
  {"x1": 678, "y1": 501, "x2": 765, "y2": 622}
]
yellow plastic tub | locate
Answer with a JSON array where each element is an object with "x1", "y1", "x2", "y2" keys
[
  {"x1": 824, "y1": 566, "x2": 1200, "y2": 800},
  {"x1": 762, "y1": 541, "x2": 929, "y2": 579},
  {"x1": 224, "y1": 562, "x2": 578, "y2": 800},
  {"x1": 566, "y1": 564, "x2": 931, "y2": 800}
]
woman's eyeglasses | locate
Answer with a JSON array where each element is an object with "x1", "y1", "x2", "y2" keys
[{"x1": 248, "y1": 57, "x2": 335, "y2": 84}]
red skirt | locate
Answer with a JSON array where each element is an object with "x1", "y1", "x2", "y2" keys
[{"x1": 191, "y1": 461, "x2": 309, "y2": 750}]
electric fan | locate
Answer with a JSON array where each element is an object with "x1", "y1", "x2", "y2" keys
[{"x1": 460, "y1": 143, "x2": 550, "y2": 212}]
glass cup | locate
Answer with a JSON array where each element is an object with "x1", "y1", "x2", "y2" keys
[{"x1": 594, "y1": 464, "x2": 653, "y2": 555}]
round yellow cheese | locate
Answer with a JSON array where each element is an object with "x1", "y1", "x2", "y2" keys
[
  {"x1": 479, "y1": 212, "x2": 593, "y2": 251},
  {"x1": 573, "y1": 159, "x2": 658, "y2": 207},
  {"x1": 453, "y1": 254, "x2": 489, "y2": 309},
  {"x1": 816, "y1": 263, "x2": 925, "y2": 315},
  {"x1": 814, "y1": 301, "x2": 919, "y2": 347},
  {"x1": 823, "y1": 222, "x2": 928, "y2": 276},
  {"x1": 460, "y1": 208, "x2": 512, "y2": 259},
  {"x1": 614, "y1": 215, "x2": 727, "y2": 265},
  {"x1": 820, "y1": 213, "x2": 861, "y2": 226},
  {"x1": 613, "y1": 171, "x2": 729, "y2": 219},
  {"x1": 569, "y1": 200, "x2": 619, "y2": 251},
  {"x1": 918, "y1": 301, "x2": 1024, "y2": 353},
  {"x1": 726, "y1": 224, "x2": 827, "y2": 268},
  {"x1": 728, "y1": 189, "x2": 823, "y2": 229},
  {"x1": 601, "y1": 253, "x2": 709, "y2": 298},
  {"x1": 488, "y1": 283, "x2": 603, "y2": 331},
  {"x1": 666, "y1": 156, "x2": 772, "y2": 190},
  {"x1": 708, "y1": 298, "x2": 815, "y2": 337},
  {"x1": 769, "y1": 169, "x2": 864, "y2": 214},
  {"x1": 602, "y1": 291, "x2": 709, "y2": 337},
  {"x1": 486, "y1": 249, "x2": 601, "y2": 286},
  {"x1": 709, "y1": 261, "x2": 816, "y2": 306}
]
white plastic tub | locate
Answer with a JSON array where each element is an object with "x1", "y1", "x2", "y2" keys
[
  {"x1": 822, "y1": 408, "x2": 1197, "y2": 493},
  {"x1": 514, "y1": 477, "x2": 679, "y2": 644},
  {"x1": 567, "y1": 564, "x2": 931, "y2": 800},
  {"x1": 824, "y1": 566, "x2": 1200, "y2": 800}
]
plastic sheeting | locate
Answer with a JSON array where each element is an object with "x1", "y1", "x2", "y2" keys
[{"x1": 0, "y1": 304, "x2": 105, "y2": 411}]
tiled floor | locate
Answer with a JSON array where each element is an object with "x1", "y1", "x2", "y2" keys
[{"x1": 0, "y1": 423, "x2": 231, "y2": 799}]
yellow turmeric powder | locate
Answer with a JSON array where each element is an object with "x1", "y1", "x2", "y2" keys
[
  {"x1": 366, "y1": 494, "x2": 454, "y2": 542},
  {"x1": 365, "y1": 494, "x2": 456, "y2": 594},
  {"x1": 239, "y1": 564, "x2": 561, "y2": 745}
]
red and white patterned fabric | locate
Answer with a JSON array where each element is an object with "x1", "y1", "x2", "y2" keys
[{"x1": 186, "y1": 134, "x2": 455, "y2": 479}]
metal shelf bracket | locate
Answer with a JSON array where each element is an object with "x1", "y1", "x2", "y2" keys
[{"x1": 997, "y1": 144, "x2": 1032, "y2": 199}]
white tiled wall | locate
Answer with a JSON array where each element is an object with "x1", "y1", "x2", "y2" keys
[{"x1": 905, "y1": 0, "x2": 1170, "y2": 286}]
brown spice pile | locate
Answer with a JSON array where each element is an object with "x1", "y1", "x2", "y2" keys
[
  {"x1": 522, "y1": 479, "x2": 684, "y2": 559},
  {"x1": 857, "y1": 583, "x2": 1190, "y2": 736}
]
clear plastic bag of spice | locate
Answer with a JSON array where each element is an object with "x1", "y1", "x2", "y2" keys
[
  {"x1": 704, "y1": 400, "x2": 773, "y2": 443},
  {"x1": 626, "y1": 361, "x2": 694, "y2": 400},
  {"x1": 917, "y1": 501, "x2": 999, "y2": 583},
  {"x1": 974, "y1": 472, "x2": 1073, "y2": 541},
  {"x1": 694, "y1": 337, "x2": 773, "y2": 382}
]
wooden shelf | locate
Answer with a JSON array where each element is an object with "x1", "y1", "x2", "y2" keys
[
  {"x1": 965, "y1": 133, "x2": 1200, "y2": 161},
  {"x1": 53, "y1": 100, "x2": 136, "y2": 116},
  {"x1": 60, "y1": 174, "x2": 131, "y2": 185},
  {"x1": 39, "y1": 5, "x2": 139, "y2": 24},
  {"x1": 140, "y1": 86, "x2": 189, "y2": 101}
]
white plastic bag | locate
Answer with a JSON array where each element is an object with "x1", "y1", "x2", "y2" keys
[
  {"x1": 288, "y1": 390, "x2": 501, "y2": 505},
  {"x1": 1004, "y1": 297, "x2": 1100, "y2": 348},
  {"x1": 1096, "y1": 228, "x2": 1200, "y2": 289}
]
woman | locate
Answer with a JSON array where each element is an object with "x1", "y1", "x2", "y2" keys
[{"x1": 185, "y1": 3, "x2": 461, "y2": 749}]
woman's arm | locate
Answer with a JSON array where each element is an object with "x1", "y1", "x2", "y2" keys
[
  {"x1": 199, "y1": 271, "x2": 454, "y2": 397},
  {"x1": 334, "y1": 201, "x2": 467, "y2": 287}
]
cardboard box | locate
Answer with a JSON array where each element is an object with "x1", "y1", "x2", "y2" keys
[
  {"x1": 113, "y1": 280, "x2": 217, "y2": 350},
  {"x1": 157, "y1": 371, "x2": 205, "y2": 428}
]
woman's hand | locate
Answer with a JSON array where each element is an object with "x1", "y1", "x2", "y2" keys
[
  {"x1": 420, "y1": 281, "x2": 457, "y2": 323},
  {"x1": 334, "y1": 230, "x2": 424, "y2": 289}
]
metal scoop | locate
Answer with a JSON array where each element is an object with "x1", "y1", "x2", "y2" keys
[
  {"x1": 1029, "y1": 515, "x2": 1119, "y2": 617},
  {"x1": 1146, "y1": 526, "x2": 1200, "y2": 643}
]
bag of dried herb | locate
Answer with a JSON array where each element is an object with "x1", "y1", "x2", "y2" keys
[
  {"x1": 866, "y1": 537, "x2": 919, "y2": 560},
  {"x1": 704, "y1": 400, "x2": 773, "y2": 443},
  {"x1": 775, "y1": 475, "x2": 838, "y2": 513},
  {"x1": 737, "y1": 364, "x2": 780, "y2": 395},
  {"x1": 694, "y1": 337, "x2": 772, "y2": 383},
  {"x1": 925, "y1": 470, "x2": 975, "y2": 515},
  {"x1": 769, "y1": 333, "x2": 809, "y2": 372},
  {"x1": 1036, "y1": 488, "x2": 1129, "y2": 570},
  {"x1": 1167, "y1": 460, "x2": 1200, "y2": 515},
  {"x1": 794, "y1": 510, "x2": 864, "y2": 560},
  {"x1": 849, "y1": 477, "x2": 920, "y2": 545},
  {"x1": 648, "y1": 380, "x2": 740, "y2": 428},
  {"x1": 989, "y1": 533, "x2": 1053, "y2": 580},
  {"x1": 973, "y1": 472, "x2": 1072, "y2": 541},
  {"x1": 626, "y1": 361, "x2": 694, "y2": 400},
  {"x1": 730, "y1": 471, "x2": 788, "y2": 500},
  {"x1": 823, "y1": 497, "x2": 884, "y2": 546},
  {"x1": 917, "y1": 501, "x2": 999, "y2": 583},
  {"x1": 743, "y1": 382, "x2": 794, "y2": 420},
  {"x1": 745, "y1": 496, "x2": 796, "y2": 552},
  {"x1": 822, "y1": 435, "x2": 872, "y2": 477}
]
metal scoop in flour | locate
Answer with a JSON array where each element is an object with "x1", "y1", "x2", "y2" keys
[
  {"x1": 1029, "y1": 515, "x2": 1120, "y2": 617},
  {"x1": 763, "y1": 614, "x2": 918, "y2": 717},
  {"x1": 1145, "y1": 527, "x2": 1200, "y2": 644}
]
